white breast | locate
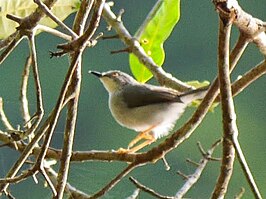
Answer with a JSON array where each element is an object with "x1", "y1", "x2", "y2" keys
[{"x1": 109, "y1": 92, "x2": 187, "y2": 139}]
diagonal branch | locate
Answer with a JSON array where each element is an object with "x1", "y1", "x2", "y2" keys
[
  {"x1": 89, "y1": 163, "x2": 138, "y2": 199},
  {"x1": 102, "y1": 3, "x2": 192, "y2": 92},
  {"x1": 33, "y1": 0, "x2": 78, "y2": 38}
]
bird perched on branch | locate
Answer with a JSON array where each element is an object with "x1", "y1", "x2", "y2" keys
[{"x1": 89, "y1": 70, "x2": 208, "y2": 153}]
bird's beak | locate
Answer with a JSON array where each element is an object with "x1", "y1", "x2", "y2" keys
[{"x1": 88, "y1": 70, "x2": 103, "y2": 78}]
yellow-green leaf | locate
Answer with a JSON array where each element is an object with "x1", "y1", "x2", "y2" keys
[
  {"x1": 186, "y1": 80, "x2": 210, "y2": 88},
  {"x1": 186, "y1": 80, "x2": 218, "y2": 111},
  {"x1": 0, "y1": 0, "x2": 80, "y2": 39},
  {"x1": 129, "y1": 0, "x2": 181, "y2": 83}
]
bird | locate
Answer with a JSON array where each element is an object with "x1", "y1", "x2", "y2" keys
[{"x1": 89, "y1": 70, "x2": 208, "y2": 153}]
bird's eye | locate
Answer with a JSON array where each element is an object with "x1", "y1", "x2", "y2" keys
[{"x1": 112, "y1": 72, "x2": 119, "y2": 77}]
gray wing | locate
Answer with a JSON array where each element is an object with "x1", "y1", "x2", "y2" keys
[{"x1": 122, "y1": 84, "x2": 183, "y2": 108}]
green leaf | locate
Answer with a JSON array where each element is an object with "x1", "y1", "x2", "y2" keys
[
  {"x1": 186, "y1": 80, "x2": 219, "y2": 111},
  {"x1": 0, "y1": 0, "x2": 80, "y2": 39},
  {"x1": 186, "y1": 80, "x2": 210, "y2": 88},
  {"x1": 129, "y1": 0, "x2": 181, "y2": 83}
]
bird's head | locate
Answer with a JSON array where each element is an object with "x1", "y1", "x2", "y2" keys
[{"x1": 89, "y1": 70, "x2": 137, "y2": 93}]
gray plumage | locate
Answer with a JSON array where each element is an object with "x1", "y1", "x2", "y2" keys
[{"x1": 89, "y1": 70, "x2": 208, "y2": 151}]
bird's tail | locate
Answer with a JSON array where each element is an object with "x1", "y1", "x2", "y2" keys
[{"x1": 179, "y1": 86, "x2": 208, "y2": 104}]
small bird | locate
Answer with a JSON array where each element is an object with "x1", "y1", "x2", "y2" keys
[{"x1": 89, "y1": 70, "x2": 208, "y2": 153}]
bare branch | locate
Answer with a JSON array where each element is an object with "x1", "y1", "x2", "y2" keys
[
  {"x1": 211, "y1": 9, "x2": 235, "y2": 199},
  {"x1": 129, "y1": 177, "x2": 175, "y2": 199},
  {"x1": 0, "y1": 98, "x2": 14, "y2": 130},
  {"x1": 0, "y1": 35, "x2": 24, "y2": 65},
  {"x1": 72, "y1": 0, "x2": 95, "y2": 34},
  {"x1": 20, "y1": 56, "x2": 32, "y2": 128},
  {"x1": 57, "y1": 0, "x2": 105, "y2": 53},
  {"x1": 102, "y1": 3, "x2": 192, "y2": 92},
  {"x1": 231, "y1": 61, "x2": 266, "y2": 98},
  {"x1": 33, "y1": 0, "x2": 78, "y2": 38},
  {"x1": 175, "y1": 140, "x2": 222, "y2": 198},
  {"x1": 45, "y1": 166, "x2": 90, "y2": 198},
  {"x1": 232, "y1": 132, "x2": 262, "y2": 198},
  {"x1": 212, "y1": 1, "x2": 263, "y2": 198},
  {"x1": 0, "y1": 32, "x2": 18, "y2": 50},
  {"x1": 89, "y1": 164, "x2": 137, "y2": 199},
  {"x1": 55, "y1": 48, "x2": 82, "y2": 199}
]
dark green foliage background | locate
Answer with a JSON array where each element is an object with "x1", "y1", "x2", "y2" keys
[{"x1": 0, "y1": 1, "x2": 265, "y2": 198}]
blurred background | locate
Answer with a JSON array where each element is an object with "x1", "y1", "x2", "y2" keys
[{"x1": 0, "y1": 1, "x2": 265, "y2": 198}]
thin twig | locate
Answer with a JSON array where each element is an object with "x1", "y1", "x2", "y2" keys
[
  {"x1": 57, "y1": 0, "x2": 105, "y2": 53},
  {"x1": 232, "y1": 134, "x2": 262, "y2": 198},
  {"x1": 0, "y1": 32, "x2": 18, "y2": 50},
  {"x1": 18, "y1": 31, "x2": 44, "y2": 140},
  {"x1": 20, "y1": 56, "x2": 32, "y2": 129},
  {"x1": 0, "y1": 166, "x2": 37, "y2": 184},
  {"x1": 36, "y1": 25, "x2": 72, "y2": 40},
  {"x1": 231, "y1": 61, "x2": 266, "y2": 98},
  {"x1": 45, "y1": 166, "x2": 90, "y2": 198},
  {"x1": 33, "y1": 0, "x2": 78, "y2": 38},
  {"x1": 39, "y1": 166, "x2": 57, "y2": 196},
  {"x1": 175, "y1": 140, "x2": 222, "y2": 198},
  {"x1": 0, "y1": 98, "x2": 14, "y2": 130},
  {"x1": 77, "y1": 0, "x2": 105, "y2": 47},
  {"x1": 129, "y1": 177, "x2": 175, "y2": 199},
  {"x1": 89, "y1": 164, "x2": 137, "y2": 199},
  {"x1": 72, "y1": 0, "x2": 94, "y2": 35},
  {"x1": 0, "y1": 35, "x2": 24, "y2": 65},
  {"x1": 34, "y1": 50, "x2": 83, "y2": 185}
]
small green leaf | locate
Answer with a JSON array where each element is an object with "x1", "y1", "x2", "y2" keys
[
  {"x1": 186, "y1": 80, "x2": 210, "y2": 88},
  {"x1": 186, "y1": 80, "x2": 219, "y2": 111},
  {"x1": 0, "y1": 0, "x2": 80, "y2": 39},
  {"x1": 129, "y1": 0, "x2": 181, "y2": 83}
]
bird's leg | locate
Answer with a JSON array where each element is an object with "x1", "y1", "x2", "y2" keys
[
  {"x1": 116, "y1": 125, "x2": 157, "y2": 153},
  {"x1": 128, "y1": 125, "x2": 156, "y2": 148},
  {"x1": 126, "y1": 137, "x2": 155, "y2": 153},
  {"x1": 117, "y1": 135, "x2": 155, "y2": 154}
]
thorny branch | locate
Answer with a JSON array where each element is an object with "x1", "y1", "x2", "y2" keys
[{"x1": 0, "y1": 0, "x2": 265, "y2": 198}]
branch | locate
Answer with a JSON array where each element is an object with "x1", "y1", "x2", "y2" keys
[
  {"x1": 212, "y1": 1, "x2": 263, "y2": 198},
  {"x1": 46, "y1": 166, "x2": 90, "y2": 198},
  {"x1": 89, "y1": 164, "x2": 137, "y2": 199},
  {"x1": 57, "y1": 0, "x2": 105, "y2": 54},
  {"x1": 0, "y1": 98, "x2": 14, "y2": 130},
  {"x1": 231, "y1": 61, "x2": 266, "y2": 98},
  {"x1": 175, "y1": 140, "x2": 221, "y2": 198},
  {"x1": 211, "y1": 5, "x2": 237, "y2": 199},
  {"x1": 0, "y1": 0, "x2": 58, "y2": 64},
  {"x1": 33, "y1": 0, "x2": 78, "y2": 38},
  {"x1": 102, "y1": 3, "x2": 192, "y2": 92},
  {"x1": 55, "y1": 1, "x2": 103, "y2": 197},
  {"x1": 20, "y1": 56, "x2": 32, "y2": 128},
  {"x1": 129, "y1": 177, "x2": 174, "y2": 199}
]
